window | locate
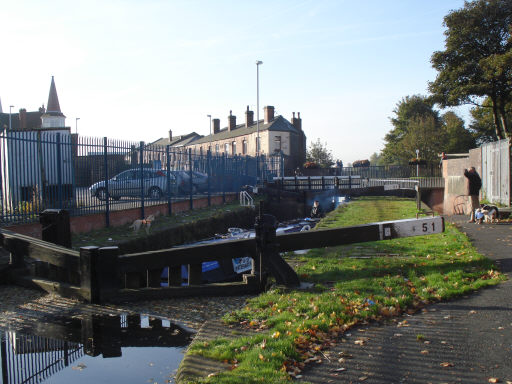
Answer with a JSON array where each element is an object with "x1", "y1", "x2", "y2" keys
[
  {"x1": 242, "y1": 139, "x2": 247, "y2": 155},
  {"x1": 274, "y1": 136, "x2": 281, "y2": 152},
  {"x1": 215, "y1": 144, "x2": 219, "y2": 154},
  {"x1": 224, "y1": 143, "x2": 230, "y2": 154},
  {"x1": 232, "y1": 141, "x2": 236, "y2": 155}
]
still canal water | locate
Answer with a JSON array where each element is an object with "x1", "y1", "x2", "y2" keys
[{"x1": 0, "y1": 314, "x2": 193, "y2": 384}]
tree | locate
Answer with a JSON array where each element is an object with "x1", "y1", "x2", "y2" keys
[
  {"x1": 400, "y1": 116, "x2": 446, "y2": 163},
  {"x1": 429, "y1": 0, "x2": 512, "y2": 139},
  {"x1": 382, "y1": 95, "x2": 441, "y2": 164},
  {"x1": 469, "y1": 97, "x2": 512, "y2": 144},
  {"x1": 442, "y1": 111, "x2": 476, "y2": 153},
  {"x1": 306, "y1": 138, "x2": 335, "y2": 168},
  {"x1": 369, "y1": 152, "x2": 384, "y2": 166}
]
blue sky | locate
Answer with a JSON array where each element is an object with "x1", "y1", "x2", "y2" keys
[{"x1": 1, "y1": 0, "x2": 467, "y2": 163}]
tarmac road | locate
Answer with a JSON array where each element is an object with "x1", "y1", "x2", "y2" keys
[{"x1": 298, "y1": 215, "x2": 512, "y2": 384}]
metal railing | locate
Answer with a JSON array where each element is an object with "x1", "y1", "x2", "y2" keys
[{"x1": 0, "y1": 131, "x2": 284, "y2": 226}]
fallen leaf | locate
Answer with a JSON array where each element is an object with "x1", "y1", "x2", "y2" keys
[
  {"x1": 440, "y1": 362, "x2": 454, "y2": 367},
  {"x1": 359, "y1": 376, "x2": 368, "y2": 381},
  {"x1": 420, "y1": 350, "x2": 429, "y2": 355},
  {"x1": 488, "y1": 378, "x2": 499, "y2": 383},
  {"x1": 333, "y1": 367, "x2": 346, "y2": 372},
  {"x1": 469, "y1": 310, "x2": 477, "y2": 314}
]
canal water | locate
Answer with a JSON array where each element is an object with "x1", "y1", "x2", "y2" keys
[{"x1": 0, "y1": 313, "x2": 193, "y2": 384}]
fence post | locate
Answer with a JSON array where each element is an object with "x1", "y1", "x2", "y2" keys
[
  {"x1": 166, "y1": 145, "x2": 172, "y2": 216},
  {"x1": 222, "y1": 153, "x2": 226, "y2": 203},
  {"x1": 349, "y1": 175, "x2": 352, "y2": 189},
  {"x1": 140, "y1": 141, "x2": 145, "y2": 219},
  {"x1": 103, "y1": 137, "x2": 110, "y2": 227},
  {"x1": 207, "y1": 150, "x2": 211, "y2": 207},
  {"x1": 56, "y1": 133, "x2": 63, "y2": 209},
  {"x1": 321, "y1": 176, "x2": 325, "y2": 190},
  {"x1": 188, "y1": 148, "x2": 193, "y2": 210}
]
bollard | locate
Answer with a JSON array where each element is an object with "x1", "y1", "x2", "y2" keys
[{"x1": 40, "y1": 209, "x2": 71, "y2": 248}]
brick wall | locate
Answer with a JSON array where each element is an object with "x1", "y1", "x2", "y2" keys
[
  {"x1": 5, "y1": 193, "x2": 238, "y2": 239},
  {"x1": 442, "y1": 148, "x2": 481, "y2": 215}
]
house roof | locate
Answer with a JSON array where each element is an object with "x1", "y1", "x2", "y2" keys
[
  {"x1": 191, "y1": 115, "x2": 299, "y2": 145},
  {"x1": 0, "y1": 111, "x2": 43, "y2": 130},
  {"x1": 150, "y1": 132, "x2": 203, "y2": 147}
]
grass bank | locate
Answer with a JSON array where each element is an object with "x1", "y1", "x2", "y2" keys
[{"x1": 186, "y1": 197, "x2": 505, "y2": 384}]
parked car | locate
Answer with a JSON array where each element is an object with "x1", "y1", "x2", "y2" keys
[
  {"x1": 89, "y1": 169, "x2": 177, "y2": 201},
  {"x1": 171, "y1": 170, "x2": 209, "y2": 194}
]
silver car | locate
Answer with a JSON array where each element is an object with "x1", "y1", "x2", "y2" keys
[{"x1": 89, "y1": 169, "x2": 177, "y2": 201}]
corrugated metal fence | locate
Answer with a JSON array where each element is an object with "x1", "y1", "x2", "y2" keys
[
  {"x1": 481, "y1": 139, "x2": 511, "y2": 206},
  {"x1": 0, "y1": 131, "x2": 284, "y2": 226}
]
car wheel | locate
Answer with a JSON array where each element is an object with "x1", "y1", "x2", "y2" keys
[
  {"x1": 96, "y1": 188, "x2": 107, "y2": 201},
  {"x1": 149, "y1": 187, "x2": 162, "y2": 200}
]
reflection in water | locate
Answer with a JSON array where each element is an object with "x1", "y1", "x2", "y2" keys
[{"x1": 0, "y1": 314, "x2": 193, "y2": 384}]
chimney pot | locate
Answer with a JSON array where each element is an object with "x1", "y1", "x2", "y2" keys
[
  {"x1": 228, "y1": 112, "x2": 237, "y2": 131},
  {"x1": 292, "y1": 111, "x2": 302, "y2": 131},
  {"x1": 245, "y1": 105, "x2": 254, "y2": 128},
  {"x1": 213, "y1": 118, "x2": 220, "y2": 134},
  {"x1": 169, "y1": 130, "x2": 173, "y2": 141},
  {"x1": 264, "y1": 106, "x2": 275, "y2": 124}
]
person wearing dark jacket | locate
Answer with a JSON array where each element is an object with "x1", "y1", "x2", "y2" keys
[{"x1": 464, "y1": 167, "x2": 482, "y2": 223}]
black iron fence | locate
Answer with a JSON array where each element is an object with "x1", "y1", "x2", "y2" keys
[{"x1": 0, "y1": 131, "x2": 284, "y2": 226}]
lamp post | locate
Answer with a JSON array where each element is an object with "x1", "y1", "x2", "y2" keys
[
  {"x1": 415, "y1": 149, "x2": 420, "y2": 177},
  {"x1": 207, "y1": 114, "x2": 212, "y2": 152},
  {"x1": 75, "y1": 117, "x2": 80, "y2": 135},
  {"x1": 256, "y1": 60, "x2": 263, "y2": 181},
  {"x1": 9, "y1": 105, "x2": 14, "y2": 131}
]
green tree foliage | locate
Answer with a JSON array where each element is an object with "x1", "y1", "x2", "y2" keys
[
  {"x1": 470, "y1": 98, "x2": 512, "y2": 144},
  {"x1": 400, "y1": 116, "x2": 446, "y2": 163},
  {"x1": 442, "y1": 111, "x2": 476, "y2": 153},
  {"x1": 306, "y1": 138, "x2": 335, "y2": 168},
  {"x1": 382, "y1": 95, "x2": 441, "y2": 164},
  {"x1": 369, "y1": 152, "x2": 384, "y2": 166},
  {"x1": 429, "y1": 0, "x2": 512, "y2": 139},
  {"x1": 381, "y1": 95, "x2": 475, "y2": 165}
]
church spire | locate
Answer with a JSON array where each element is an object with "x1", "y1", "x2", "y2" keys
[
  {"x1": 41, "y1": 76, "x2": 66, "y2": 128},
  {"x1": 46, "y1": 76, "x2": 63, "y2": 115}
]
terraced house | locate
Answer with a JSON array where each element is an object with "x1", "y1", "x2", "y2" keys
[{"x1": 154, "y1": 105, "x2": 306, "y2": 175}]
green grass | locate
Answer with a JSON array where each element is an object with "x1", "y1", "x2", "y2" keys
[{"x1": 185, "y1": 197, "x2": 505, "y2": 384}]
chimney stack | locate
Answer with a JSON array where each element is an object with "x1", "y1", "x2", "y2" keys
[
  {"x1": 169, "y1": 129, "x2": 173, "y2": 141},
  {"x1": 264, "y1": 106, "x2": 274, "y2": 124},
  {"x1": 19, "y1": 109, "x2": 27, "y2": 130},
  {"x1": 228, "y1": 110, "x2": 236, "y2": 131},
  {"x1": 213, "y1": 118, "x2": 220, "y2": 134},
  {"x1": 291, "y1": 111, "x2": 302, "y2": 131},
  {"x1": 245, "y1": 105, "x2": 254, "y2": 128}
]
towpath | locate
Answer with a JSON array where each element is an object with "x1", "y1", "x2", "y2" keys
[{"x1": 298, "y1": 215, "x2": 512, "y2": 384}]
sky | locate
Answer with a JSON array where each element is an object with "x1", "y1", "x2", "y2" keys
[{"x1": 0, "y1": 0, "x2": 469, "y2": 164}]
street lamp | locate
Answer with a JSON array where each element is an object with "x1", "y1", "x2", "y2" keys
[
  {"x1": 256, "y1": 60, "x2": 263, "y2": 181},
  {"x1": 207, "y1": 114, "x2": 212, "y2": 152},
  {"x1": 415, "y1": 149, "x2": 420, "y2": 177},
  {"x1": 9, "y1": 105, "x2": 14, "y2": 131},
  {"x1": 75, "y1": 117, "x2": 80, "y2": 135}
]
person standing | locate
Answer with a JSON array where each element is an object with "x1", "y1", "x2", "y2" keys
[{"x1": 464, "y1": 166, "x2": 482, "y2": 223}]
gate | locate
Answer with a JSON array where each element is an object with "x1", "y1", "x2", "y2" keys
[{"x1": 481, "y1": 139, "x2": 511, "y2": 206}]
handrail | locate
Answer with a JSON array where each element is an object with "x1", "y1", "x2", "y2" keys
[{"x1": 239, "y1": 190, "x2": 254, "y2": 207}]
